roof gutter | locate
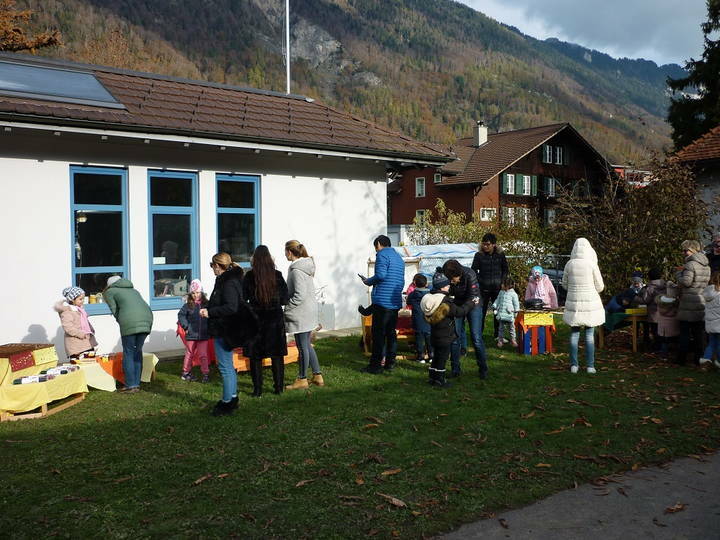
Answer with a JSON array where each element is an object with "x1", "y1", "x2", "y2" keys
[{"x1": 0, "y1": 114, "x2": 454, "y2": 166}]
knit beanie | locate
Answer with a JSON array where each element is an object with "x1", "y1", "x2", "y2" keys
[
  {"x1": 432, "y1": 269, "x2": 450, "y2": 290},
  {"x1": 62, "y1": 286, "x2": 85, "y2": 302},
  {"x1": 106, "y1": 275, "x2": 121, "y2": 287},
  {"x1": 190, "y1": 279, "x2": 204, "y2": 293},
  {"x1": 421, "y1": 292, "x2": 445, "y2": 317}
]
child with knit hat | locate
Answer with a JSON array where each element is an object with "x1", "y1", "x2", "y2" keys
[
  {"x1": 420, "y1": 269, "x2": 477, "y2": 387},
  {"x1": 54, "y1": 286, "x2": 98, "y2": 359},
  {"x1": 178, "y1": 279, "x2": 211, "y2": 382}
]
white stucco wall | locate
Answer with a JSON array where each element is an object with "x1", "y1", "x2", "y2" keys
[{"x1": 0, "y1": 129, "x2": 390, "y2": 354}]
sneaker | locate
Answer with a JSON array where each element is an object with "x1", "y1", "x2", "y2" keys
[
  {"x1": 714, "y1": 359, "x2": 720, "y2": 369},
  {"x1": 699, "y1": 358, "x2": 712, "y2": 365},
  {"x1": 200, "y1": 374, "x2": 210, "y2": 383},
  {"x1": 417, "y1": 359, "x2": 426, "y2": 364},
  {"x1": 510, "y1": 340, "x2": 518, "y2": 348},
  {"x1": 587, "y1": 367, "x2": 596, "y2": 374},
  {"x1": 570, "y1": 365, "x2": 579, "y2": 374},
  {"x1": 119, "y1": 386, "x2": 140, "y2": 394},
  {"x1": 496, "y1": 339, "x2": 504, "y2": 348},
  {"x1": 181, "y1": 372, "x2": 196, "y2": 382}
]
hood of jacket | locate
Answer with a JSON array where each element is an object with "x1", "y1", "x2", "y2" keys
[
  {"x1": 686, "y1": 251, "x2": 709, "y2": 267},
  {"x1": 289, "y1": 257, "x2": 315, "y2": 277},
  {"x1": 107, "y1": 278, "x2": 134, "y2": 289},
  {"x1": 54, "y1": 300, "x2": 78, "y2": 313},
  {"x1": 570, "y1": 238, "x2": 598, "y2": 265},
  {"x1": 421, "y1": 292, "x2": 446, "y2": 317}
]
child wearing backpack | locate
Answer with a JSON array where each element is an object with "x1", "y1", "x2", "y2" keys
[
  {"x1": 420, "y1": 270, "x2": 476, "y2": 388},
  {"x1": 406, "y1": 273, "x2": 432, "y2": 364},
  {"x1": 178, "y1": 279, "x2": 211, "y2": 382}
]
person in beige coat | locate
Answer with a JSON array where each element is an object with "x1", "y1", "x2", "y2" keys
[
  {"x1": 562, "y1": 238, "x2": 605, "y2": 374},
  {"x1": 54, "y1": 286, "x2": 98, "y2": 359},
  {"x1": 675, "y1": 240, "x2": 711, "y2": 365}
]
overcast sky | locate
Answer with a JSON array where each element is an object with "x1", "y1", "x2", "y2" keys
[{"x1": 459, "y1": 0, "x2": 708, "y2": 66}]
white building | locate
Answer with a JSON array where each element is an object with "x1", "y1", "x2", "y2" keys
[{"x1": 0, "y1": 53, "x2": 451, "y2": 354}]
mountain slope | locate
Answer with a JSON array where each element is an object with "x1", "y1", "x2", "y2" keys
[{"x1": 17, "y1": 0, "x2": 683, "y2": 163}]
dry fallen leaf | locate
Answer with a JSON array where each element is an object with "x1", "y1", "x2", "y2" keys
[
  {"x1": 366, "y1": 416, "x2": 383, "y2": 424},
  {"x1": 355, "y1": 475, "x2": 365, "y2": 485},
  {"x1": 535, "y1": 463, "x2": 552, "y2": 468},
  {"x1": 381, "y1": 468, "x2": 402, "y2": 476},
  {"x1": 192, "y1": 474, "x2": 212, "y2": 486},
  {"x1": 377, "y1": 492, "x2": 407, "y2": 508},
  {"x1": 295, "y1": 479, "x2": 316, "y2": 487},
  {"x1": 217, "y1": 473, "x2": 230, "y2": 479},
  {"x1": 363, "y1": 423, "x2": 380, "y2": 430},
  {"x1": 431, "y1": 440, "x2": 444, "y2": 447},
  {"x1": 664, "y1": 503, "x2": 687, "y2": 514},
  {"x1": 521, "y1": 411, "x2": 536, "y2": 419},
  {"x1": 498, "y1": 518, "x2": 509, "y2": 529}
]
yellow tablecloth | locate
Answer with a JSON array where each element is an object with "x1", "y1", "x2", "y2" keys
[
  {"x1": 0, "y1": 344, "x2": 59, "y2": 386},
  {"x1": 77, "y1": 353, "x2": 159, "y2": 392},
  {"x1": 0, "y1": 370, "x2": 88, "y2": 414}
]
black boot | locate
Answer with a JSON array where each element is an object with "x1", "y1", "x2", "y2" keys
[
  {"x1": 211, "y1": 396, "x2": 238, "y2": 416},
  {"x1": 271, "y1": 357, "x2": 285, "y2": 394},
  {"x1": 249, "y1": 358, "x2": 263, "y2": 397},
  {"x1": 429, "y1": 368, "x2": 452, "y2": 388}
]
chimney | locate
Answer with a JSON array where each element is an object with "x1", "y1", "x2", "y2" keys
[{"x1": 474, "y1": 121, "x2": 488, "y2": 147}]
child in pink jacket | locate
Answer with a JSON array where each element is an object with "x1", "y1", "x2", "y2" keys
[{"x1": 524, "y1": 266, "x2": 558, "y2": 308}]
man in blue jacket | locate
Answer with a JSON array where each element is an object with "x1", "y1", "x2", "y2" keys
[{"x1": 360, "y1": 235, "x2": 405, "y2": 374}]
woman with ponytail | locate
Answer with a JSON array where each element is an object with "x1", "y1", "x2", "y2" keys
[
  {"x1": 283, "y1": 240, "x2": 323, "y2": 390},
  {"x1": 242, "y1": 245, "x2": 289, "y2": 396}
]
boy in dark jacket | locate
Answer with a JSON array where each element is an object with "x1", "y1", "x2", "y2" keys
[
  {"x1": 421, "y1": 271, "x2": 475, "y2": 388},
  {"x1": 406, "y1": 274, "x2": 432, "y2": 363}
]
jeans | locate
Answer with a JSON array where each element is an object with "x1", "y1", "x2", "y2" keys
[
  {"x1": 369, "y1": 306, "x2": 398, "y2": 370},
  {"x1": 451, "y1": 304, "x2": 487, "y2": 376},
  {"x1": 214, "y1": 337, "x2": 237, "y2": 402},
  {"x1": 481, "y1": 289, "x2": 500, "y2": 338},
  {"x1": 295, "y1": 331, "x2": 321, "y2": 378},
  {"x1": 703, "y1": 332, "x2": 720, "y2": 360},
  {"x1": 569, "y1": 326, "x2": 595, "y2": 367},
  {"x1": 120, "y1": 333, "x2": 148, "y2": 389},
  {"x1": 414, "y1": 331, "x2": 433, "y2": 360}
]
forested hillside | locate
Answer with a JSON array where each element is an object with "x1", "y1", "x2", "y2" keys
[{"x1": 16, "y1": 0, "x2": 684, "y2": 163}]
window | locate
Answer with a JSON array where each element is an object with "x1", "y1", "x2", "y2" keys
[
  {"x1": 523, "y1": 175, "x2": 532, "y2": 195},
  {"x1": 415, "y1": 177, "x2": 426, "y2": 197},
  {"x1": 433, "y1": 172, "x2": 442, "y2": 184},
  {"x1": 554, "y1": 146, "x2": 564, "y2": 165},
  {"x1": 70, "y1": 166, "x2": 128, "y2": 314},
  {"x1": 479, "y1": 208, "x2": 496, "y2": 221},
  {"x1": 217, "y1": 174, "x2": 260, "y2": 267},
  {"x1": 520, "y1": 207, "x2": 532, "y2": 226},
  {"x1": 504, "y1": 173, "x2": 515, "y2": 195},
  {"x1": 543, "y1": 144, "x2": 553, "y2": 164},
  {"x1": 545, "y1": 177, "x2": 557, "y2": 197},
  {"x1": 148, "y1": 170, "x2": 198, "y2": 309},
  {"x1": 545, "y1": 208, "x2": 557, "y2": 226},
  {"x1": 502, "y1": 206, "x2": 515, "y2": 225},
  {"x1": 415, "y1": 209, "x2": 427, "y2": 222}
]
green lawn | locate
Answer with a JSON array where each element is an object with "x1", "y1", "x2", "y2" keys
[{"x1": 1, "y1": 325, "x2": 719, "y2": 538}]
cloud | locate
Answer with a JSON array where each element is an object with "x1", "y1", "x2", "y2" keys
[{"x1": 461, "y1": 0, "x2": 707, "y2": 65}]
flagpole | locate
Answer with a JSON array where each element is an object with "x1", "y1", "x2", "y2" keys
[{"x1": 286, "y1": 0, "x2": 291, "y2": 94}]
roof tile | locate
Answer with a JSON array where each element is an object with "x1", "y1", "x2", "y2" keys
[{"x1": 676, "y1": 125, "x2": 720, "y2": 162}]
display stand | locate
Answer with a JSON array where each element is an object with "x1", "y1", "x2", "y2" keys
[
  {"x1": 361, "y1": 310, "x2": 414, "y2": 356},
  {"x1": 514, "y1": 311, "x2": 556, "y2": 355},
  {"x1": 0, "y1": 368, "x2": 88, "y2": 421},
  {"x1": 233, "y1": 342, "x2": 299, "y2": 372},
  {"x1": 1, "y1": 392, "x2": 85, "y2": 422}
]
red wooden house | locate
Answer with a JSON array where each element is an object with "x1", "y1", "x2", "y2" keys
[{"x1": 388, "y1": 122, "x2": 611, "y2": 232}]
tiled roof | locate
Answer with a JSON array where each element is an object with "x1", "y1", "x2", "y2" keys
[
  {"x1": 0, "y1": 54, "x2": 452, "y2": 162},
  {"x1": 676, "y1": 125, "x2": 720, "y2": 163},
  {"x1": 439, "y1": 123, "x2": 569, "y2": 185}
]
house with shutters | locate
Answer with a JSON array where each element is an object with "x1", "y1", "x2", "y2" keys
[
  {"x1": 0, "y1": 52, "x2": 452, "y2": 354},
  {"x1": 388, "y1": 122, "x2": 611, "y2": 242}
]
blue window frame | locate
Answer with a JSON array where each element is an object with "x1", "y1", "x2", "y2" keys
[
  {"x1": 216, "y1": 174, "x2": 260, "y2": 267},
  {"x1": 148, "y1": 170, "x2": 199, "y2": 310},
  {"x1": 70, "y1": 166, "x2": 129, "y2": 315}
]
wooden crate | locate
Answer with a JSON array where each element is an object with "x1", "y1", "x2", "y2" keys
[
  {"x1": 0, "y1": 392, "x2": 85, "y2": 422},
  {"x1": 233, "y1": 343, "x2": 299, "y2": 372}
]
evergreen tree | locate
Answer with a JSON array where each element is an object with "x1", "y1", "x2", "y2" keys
[{"x1": 668, "y1": 0, "x2": 720, "y2": 149}]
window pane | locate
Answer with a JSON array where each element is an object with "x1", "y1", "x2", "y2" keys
[
  {"x1": 152, "y1": 214, "x2": 191, "y2": 264},
  {"x1": 153, "y1": 271, "x2": 190, "y2": 298},
  {"x1": 75, "y1": 272, "x2": 122, "y2": 298},
  {"x1": 218, "y1": 180, "x2": 254, "y2": 208},
  {"x1": 74, "y1": 173, "x2": 121, "y2": 205},
  {"x1": 218, "y1": 213, "x2": 255, "y2": 264},
  {"x1": 75, "y1": 210, "x2": 122, "y2": 267},
  {"x1": 150, "y1": 176, "x2": 192, "y2": 206}
]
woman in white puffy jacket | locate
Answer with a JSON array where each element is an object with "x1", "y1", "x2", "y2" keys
[
  {"x1": 561, "y1": 238, "x2": 605, "y2": 374},
  {"x1": 701, "y1": 272, "x2": 720, "y2": 368}
]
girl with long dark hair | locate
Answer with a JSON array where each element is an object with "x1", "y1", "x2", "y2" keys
[{"x1": 242, "y1": 245, "x2": 289, "y2": 396}]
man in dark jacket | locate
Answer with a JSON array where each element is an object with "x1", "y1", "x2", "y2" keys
[
  {"x1": 442, "y1": 259, "x2": 487, "y2": 379},
  {"x1": 471, "y1": 233, "x2": 509, "y2": 339},
  {"x1": 360, "y1": 235, "x2": 405, "y2": 374}
]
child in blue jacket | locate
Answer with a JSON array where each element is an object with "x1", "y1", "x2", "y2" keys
[{"x1": 406, "y1": 274, "x2": 433, "y2": 363}]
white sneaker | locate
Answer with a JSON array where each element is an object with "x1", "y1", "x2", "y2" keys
[
  {"x1": 587, "y1": 367, "x2": 597, "y2": 374},
  {"x1": 570, "y1": 365, "x2": 579, "y2": 374},
  {"x1": 714, "y1": 359, "x2": 720, "y2": 369},
  {"x1": 699, "y1": 358, "x2": 712, "y2": 365}
]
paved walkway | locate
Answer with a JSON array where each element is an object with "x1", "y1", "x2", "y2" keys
[{"x1": 442, "y1": 453, "x2": 720, "y2": 539}]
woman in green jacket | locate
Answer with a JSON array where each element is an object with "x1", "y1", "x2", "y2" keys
[{"x1": 104, "y1": 276, "x2": 153, "y2": 393}]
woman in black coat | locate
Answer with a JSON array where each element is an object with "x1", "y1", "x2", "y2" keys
[
  {"x1": 242, "y1": 245, "x2": 290, "y2": 397},
  {"x1": 200, "y1": 252, "x2": 256, "y2": 416}
]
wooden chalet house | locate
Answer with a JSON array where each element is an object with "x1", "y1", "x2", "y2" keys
[{"x1": 388, "y1": 122, "x2": 611, "y2": 238}]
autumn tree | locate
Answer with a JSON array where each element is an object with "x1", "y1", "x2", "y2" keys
[
  {"x1": 553, "y1": 159, "x2": 707, "y2": 298},
  {"x1": 0, "y1": 0, "x2": 60, "y2": 52},
  {"x1": 668, "y1": 0, "x2": 720, "y2": 149}
]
